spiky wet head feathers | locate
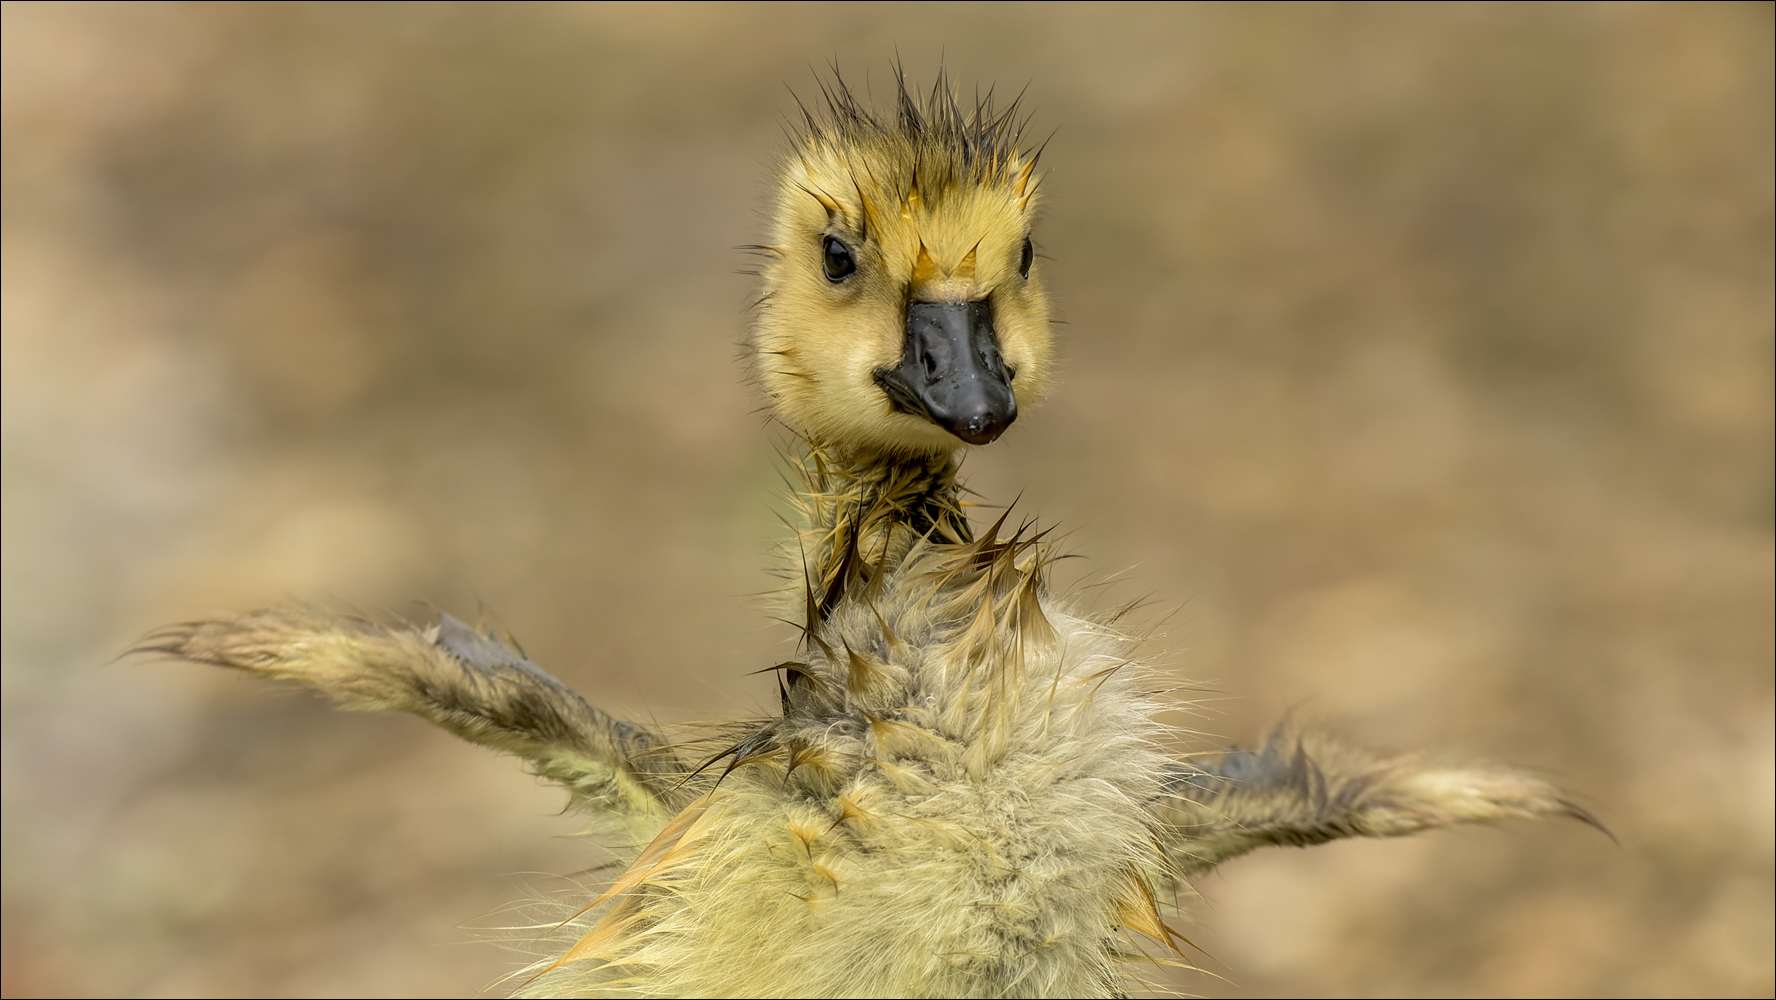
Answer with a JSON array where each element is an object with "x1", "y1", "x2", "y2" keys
[{"x1": 752, "y1": 70, "x2": 1056, "y2": 455}]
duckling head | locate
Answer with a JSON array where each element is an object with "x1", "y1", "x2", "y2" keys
[{"x1": 751, "y1": 72, "x2": 1055, "y2": 456}]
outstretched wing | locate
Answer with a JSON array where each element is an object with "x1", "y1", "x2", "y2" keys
[
  {"x1": 137, "y1": 606, "x2": 687, "y2": 826},
  {"x1": 1159, "y1": 728, "x2": 1604, "y2": 876}
]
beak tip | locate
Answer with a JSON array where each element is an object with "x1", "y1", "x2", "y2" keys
[{"x1": 950, "y1": 409, "x2": 1016, "y2": 446}]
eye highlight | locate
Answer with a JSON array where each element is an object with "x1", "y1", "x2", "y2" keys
[
  {"x1": 1018, "y1": 237, "x2": 1033, "y2": 279},
  {"x1": 822, "y1": 236, "x2": 856, "y2": 282}
]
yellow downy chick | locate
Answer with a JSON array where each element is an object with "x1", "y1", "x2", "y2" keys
[{"x1": 139, "y1": 69, "x2": 1598, "y2": 999}]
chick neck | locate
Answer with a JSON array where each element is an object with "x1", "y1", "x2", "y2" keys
[{"x1": 792, "y1": 441, "x2": 973, "y2": 623}]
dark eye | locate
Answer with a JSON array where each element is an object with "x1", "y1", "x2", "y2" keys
[
  {"x1": 1018, "y1": 237, "x2": 1033, "y2": 279},
  {"x1": 822, "y1": 236, "x2": 856, "y2": 282}
]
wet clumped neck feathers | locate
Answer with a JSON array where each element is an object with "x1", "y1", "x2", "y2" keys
[{"x1": 789, "y1": 444, "x2": 969, "y2": 619}]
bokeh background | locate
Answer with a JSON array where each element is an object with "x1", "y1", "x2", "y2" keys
[{"x1": 4, "y1": 4, "x2": 1770, "y2": 997}]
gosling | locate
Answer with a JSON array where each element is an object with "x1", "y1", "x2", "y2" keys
[{"x1": 141, "y1": 70, "x2": 1596, "y2": 998}]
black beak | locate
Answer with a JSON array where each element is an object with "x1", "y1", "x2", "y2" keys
[{"x1": 876, "y1": 301, "x2": 1018, "y2": 445}]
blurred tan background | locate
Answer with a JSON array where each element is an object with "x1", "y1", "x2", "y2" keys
[{"x1": 3, "y1": 3, "x2": 1770, "y2": 997}]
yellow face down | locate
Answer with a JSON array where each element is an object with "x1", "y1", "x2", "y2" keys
[{"x1": 750, "y1": 83, "x2": 1056, "y2": 455}]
